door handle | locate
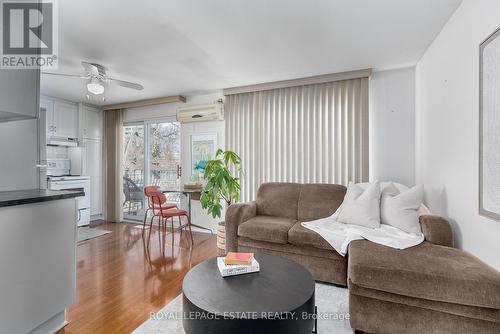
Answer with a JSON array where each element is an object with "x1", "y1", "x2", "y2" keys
[{"x1": 177, "y1": 165, "x2": 182, "y2": 179}]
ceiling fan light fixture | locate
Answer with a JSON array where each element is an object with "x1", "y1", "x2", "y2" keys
[{"x1": 87, "y1": 77, "x2": 104, "y2": 95}]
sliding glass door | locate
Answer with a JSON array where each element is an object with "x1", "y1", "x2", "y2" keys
[
  {"x1": 148, "y1": 122, "x2": 181, "y2": 190},
  {"x1": 122, "y1": 120, "x2": 180, "y2": 221}
]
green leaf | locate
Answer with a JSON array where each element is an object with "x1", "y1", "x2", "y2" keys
[{"x1": 199, "y1": 149, "x2": 242, "y2": 217}]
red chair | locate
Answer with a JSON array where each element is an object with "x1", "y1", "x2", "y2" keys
[
  {"x1": 143, "y1": 185, "x2": 177, "y2": 230},
  {"x1": 150, "y1": 191, "x2": 193, "y2": 242}
]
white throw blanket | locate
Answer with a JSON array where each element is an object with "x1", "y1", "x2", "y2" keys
[{"x1": 301, "y1": 217, "x2": 424, "y2": 256}]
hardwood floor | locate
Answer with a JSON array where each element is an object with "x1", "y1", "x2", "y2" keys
[{"x1": 57, "y1": 221, "x2": 217, "y2": 334}]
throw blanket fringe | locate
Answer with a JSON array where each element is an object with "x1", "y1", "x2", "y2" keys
[{"x1": 301, "y1": 218, "x2": 424, "y2": 256}]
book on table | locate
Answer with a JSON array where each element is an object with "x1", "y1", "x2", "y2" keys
[
  {"x1": 224, "y1": 252, "x2": 254, "y2": 265},
  {"x1": 217, "y1": 257, "x2": 260, "y2": 277}
]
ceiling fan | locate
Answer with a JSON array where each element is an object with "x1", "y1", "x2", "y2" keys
[{"x1": 42, "y1": 61, "x2": 144, "y2": 99}]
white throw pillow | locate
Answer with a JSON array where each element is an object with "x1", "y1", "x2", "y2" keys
[
  {"x1": 359, "y1": 181, "x2": 429, "y2": 217},
  {"x1": 335, "y1": 181, "x2": 381, "y2": 228},
  {"x1": 358, "y1": 181, "x2": 409, "y2": 193},
  {"x1": 380, "y1": 183, "x2": 424, "y2": 234}
]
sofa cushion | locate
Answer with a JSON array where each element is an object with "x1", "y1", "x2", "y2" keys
[
  {"x1": 288, "y1": 222, "x2": 335, "y2": 251},
  {"x1": 238, "y1": 236, "x2": 343, "y2": 260},
  {"x1": 238, "y1": 215, "x2": 296, "y2": 244},
  {"x1": 238, "y1": 237, "x2": 347, "y2": 285},
  {"x1": 256, "y1": 183, "x2": 301, "y2": 219},
  {"x1": 348, "y1": 240, "x2": 500, "y2": 309},
  {"x1": 297, "y1": 184, "x2": 346, "y2": 222}
]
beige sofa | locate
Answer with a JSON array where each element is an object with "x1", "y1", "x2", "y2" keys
[
  {"x1": 226, "y1": 182, "x2": 348, "y2": 284},
  {"x1": 225, "y1": 182, "x2": 500, "y2": 333}
]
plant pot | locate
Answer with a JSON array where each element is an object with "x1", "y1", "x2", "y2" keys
[{"x1": 216, "y1": 221, "x2": 226, "y2": 256}]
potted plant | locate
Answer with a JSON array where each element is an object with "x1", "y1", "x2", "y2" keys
[{"x1": 200, "y1": 149, "x2": 242, "y2": 254}]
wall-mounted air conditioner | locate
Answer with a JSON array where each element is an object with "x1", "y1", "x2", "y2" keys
[{"x1": 176, "y1": 102, "x2": 224, "y2": 123}]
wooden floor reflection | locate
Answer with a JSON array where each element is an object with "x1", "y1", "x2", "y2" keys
[{"x1": 57, "y1": 221, "x2": 217, "y2": 334}]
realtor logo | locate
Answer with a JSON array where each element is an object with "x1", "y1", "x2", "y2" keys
[{"x1": 1, "y1": 0, "x2": 58, "y2": 68}]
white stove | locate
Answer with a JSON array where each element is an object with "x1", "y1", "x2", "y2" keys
[
  {"x1": 47, "y1": 159, "x2": 91, "y2": 227},
  {"x1": 48, "y1": 175, "x2": 90, "y2": 182}
]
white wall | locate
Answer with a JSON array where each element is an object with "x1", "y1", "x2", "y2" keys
[
  {"x1": 416, "y1": 0, "x2": 500, "y2": 270},
  {"x1": 370, "y1": 67, "x2": 416, "y2": 186},
  {"x1": 0, "y1": 119, "x2": 38, "y2": 191},
  {"x1": 124, "y1": 92, "x2": 224, "y2": 232}
]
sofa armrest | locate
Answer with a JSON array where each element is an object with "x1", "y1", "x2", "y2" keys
[
  {"x1": 225, "y1": 201, "x2": 257, "y2": 252},
  {"x1": 419, "y1": 214, "x2": 454, "y2": 247}
]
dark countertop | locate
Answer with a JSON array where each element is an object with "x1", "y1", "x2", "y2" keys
[{"x1": 0, "y1": 189, "x2": 84, "y2": 208}]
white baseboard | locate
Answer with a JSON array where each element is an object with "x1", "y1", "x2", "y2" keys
[{"x1": 90, "y1": 214, "x2": 104, "y2": 221}]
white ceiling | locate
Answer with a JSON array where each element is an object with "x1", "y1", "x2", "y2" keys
[{"x1": 40, "y1": 0, "x2": 462, "y2": 105}]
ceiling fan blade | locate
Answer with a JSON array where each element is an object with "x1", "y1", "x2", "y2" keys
[
  {"x1": 41, "y1": 72, "x2": 89, "y2": 79},
  {"x1": 81, "y1": 61, "x2": 106, "y2": 76},
  {"x1": 109, "y1": 78, "x2": 144, "y2": 90}
]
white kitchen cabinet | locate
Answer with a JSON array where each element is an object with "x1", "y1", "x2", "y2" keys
[
  {"x1": 84, "y1": 138, "x2": 102, "y2": 177},
  {"x1": 83, "y1": 138, "x2": 103, "y2": 216},
  {"x1": 79, "y1": 104, "x2": 104, "y2": 217},
  {"x1": 52, "y1": 101, "x2": 78, "y2": 138},
  {"x1": 48, "y1": 103, "x2": 104, "y2": 218},
  {"x1": 40, "y1": 98, "x2": 54, "y2": 136},
  {"x1": 81, "y1": 105, "x2": 102, "y2": 140},
  {"x1": 43, "y1": 98, "x2": 79, "y2": 139}
]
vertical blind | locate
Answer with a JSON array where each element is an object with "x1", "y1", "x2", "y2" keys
[{"x1": 225, "y1": 77, "x2": 369, "y2": 202}]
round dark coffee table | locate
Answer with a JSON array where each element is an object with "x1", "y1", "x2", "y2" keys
[{"x1": 182, "y1": 253, "x2": 315, "y2": 334}]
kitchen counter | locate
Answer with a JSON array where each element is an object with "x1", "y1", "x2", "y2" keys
[{"x1": 0, "y1": 189, "x2": 84, "y2": 208}]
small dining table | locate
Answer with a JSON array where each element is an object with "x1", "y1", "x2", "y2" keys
[{"x1": 161, "y1": 187, "x2": 213, "y2": 234}]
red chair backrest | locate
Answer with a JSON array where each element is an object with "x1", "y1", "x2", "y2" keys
[
  {"x1": 144, "y1": 185, "x2": 160, "y2": 209},
  {"x1": 144, "y1": 185, "x2": 160, "y2": 196},
  {"x1": 150, "y1": 191, "x2": 167, "y2": 216}
]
